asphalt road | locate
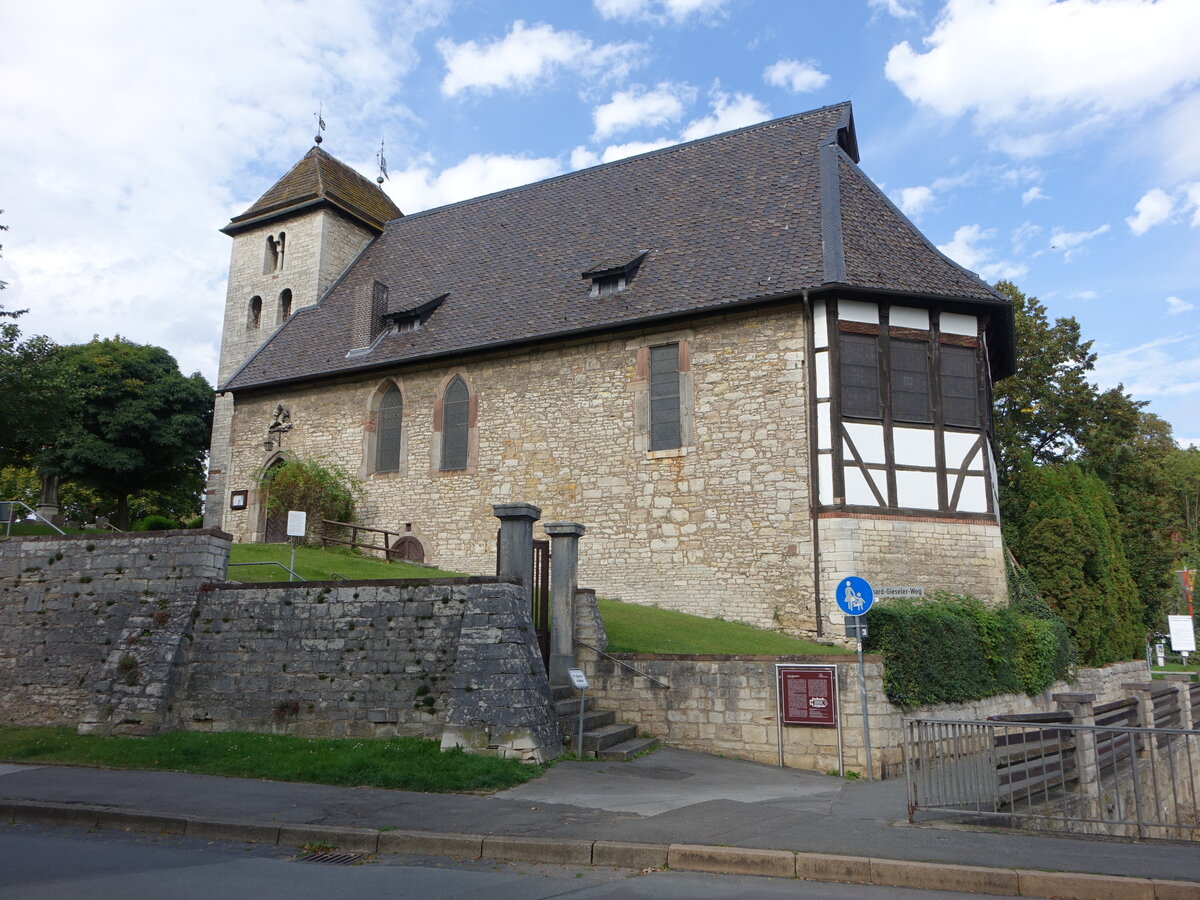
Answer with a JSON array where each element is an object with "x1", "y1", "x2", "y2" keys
[{"x1": 0, "y1": 824, "x2": 1012, "y2": 899}]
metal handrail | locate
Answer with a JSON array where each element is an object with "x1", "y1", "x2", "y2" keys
[
  {"x1": 227, "y1": 561, "x2": 307, "y2": 582},
  {"x1": 1, "y1": 499, "x2": 66, "y2": 537},
  {"x1": 574, "y1": 639, "x2": 671, "y2": 689}
]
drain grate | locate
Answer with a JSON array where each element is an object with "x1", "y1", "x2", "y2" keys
[{"x1": 296, "y1": 851, "x2": 368, "y2": 865}]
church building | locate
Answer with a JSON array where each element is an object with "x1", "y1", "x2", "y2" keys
[{"x1": 205, "y1": 102, "x2": 1015, "y2": 638}]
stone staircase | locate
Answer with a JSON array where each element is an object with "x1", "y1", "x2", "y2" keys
[{"x1": 551, "y1": 684, "x2": 658, "y2": 760}]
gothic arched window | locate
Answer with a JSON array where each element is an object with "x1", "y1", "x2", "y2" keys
[
  {"x1": 440, "y1": 376, "x2": 470, "y2": 471},
  {"x1": 376, "y1": 385, "x2": 403, "y2": 473}
]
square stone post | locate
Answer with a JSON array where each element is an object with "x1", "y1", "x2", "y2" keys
[
  {"x1": 1162, "y1": 674, "x2": 1194, "y2": 730},
  {"x1": 492, "y1": 503, "x2": 541, "y2": 604},
  {"x1": 543, "y1": 521, "x2": 585, "y2": 684},
  {"x1": 1122, "y1": 682, "x2": 1158, "y2": 760},
  {"x1": 1053, "y1": 692, "x2": 1102, "y2": 825}
]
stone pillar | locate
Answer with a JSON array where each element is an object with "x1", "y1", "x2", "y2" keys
[
  {"x1": 1162, "y1": 674, "x2": 1194, "y2": 730},
  {"x1": 1122, "y1": 682, "x2": 1158, "y2": 759},
  {"x1": 492, "y1": 503, "x2": 541, "y2": 603},
  {"x1": 36, "y1": 473, "x2": 60, "y2": 523},
  {"x1": 543, "y1": 521, "x2": 585, "y2": 684},
  {"x1": 1053, "y1": 692, "x2": 1102, "y2": 825}
]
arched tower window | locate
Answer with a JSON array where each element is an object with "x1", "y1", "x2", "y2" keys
[
  {"x1": 376, "y1": 385, "x2": 403, "y2": 473},
  {"x1": 279, "y1": 289, "x2": 293, "y2": 322},
  {"x1": 440, "y1": 376, "x2": 470, "y2": 471},
  {"x1": 248, "y1": 295, "x2": 262, "y2": 328},
  {"x1": 264, "y1": 236, "x2": 278, "y2": 274}
]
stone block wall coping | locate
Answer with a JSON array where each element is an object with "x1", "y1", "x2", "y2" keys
[
  {"x1": 602, "y1": 652, "x2": 874, "y2": 664},
  {"x1": 492, "y1": 503, "x2": 541, "y2": 521},
  {"x1": 542, "y1": 522, "x2": 586, "y2": 537},
  {"x1": 2, "y1": 527, "x2": 233, "y2": 544},
  {"x1": 1051, "y1": 692, "x2": 1097, "y2": 704},
  {"x1": 202, "y1": 575, "x2": 517, "y2": 591}
]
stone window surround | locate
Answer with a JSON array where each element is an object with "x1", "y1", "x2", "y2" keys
[
  {"x1": 362, "y1": 378, "x2": 408, "y2": 479},
  {"x1": 430, "y1": 370, "x2": 479, "y2": 475},
  {"x1": 628, "y1": 329, "x2": 695, "y2": 458}
]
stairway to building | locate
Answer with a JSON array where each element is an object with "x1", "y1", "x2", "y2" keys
[{"x1": 551, "y1": 684, "x2": 658, "y2": 761}]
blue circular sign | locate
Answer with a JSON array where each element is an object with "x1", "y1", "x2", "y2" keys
[{"x1": 835, "y1": 576, "x2": 874, "y2": 616}]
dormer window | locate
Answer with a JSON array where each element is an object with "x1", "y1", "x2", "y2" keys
[
  {"x1": 381, "y1": 293, "x2": 448, "y2": 336},
  {"x1": 583, "y1": 251, "x2": 647, "y2": 298}
]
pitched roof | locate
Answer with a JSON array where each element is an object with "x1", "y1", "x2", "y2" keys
[
  {"x1": 223, "y1": 146, "x2": 402, "y2": 236},
  {"x1": 224, "y1": 103, "x2": 1013, "y2": 391}
]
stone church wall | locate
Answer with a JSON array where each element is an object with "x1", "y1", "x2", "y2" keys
[{"x1": 222, "y1": 305, "x2": 822, "y2": 632}]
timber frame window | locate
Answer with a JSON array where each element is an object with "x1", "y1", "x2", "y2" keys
[
  {"x1": 631, "y1": 336, "x2": 693, "y2": 456},
  {"x1": 820, "y1": 300, "x2": 993, "y2": 516}
]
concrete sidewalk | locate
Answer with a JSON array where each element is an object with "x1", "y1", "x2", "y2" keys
[{"x1": 2, "y1": 749, "x2": 1197, "y2": 897}]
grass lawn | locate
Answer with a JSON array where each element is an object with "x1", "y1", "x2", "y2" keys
[
  {"x1": 0, "y1": 727, "x2": 539, "y2": 792},
  {"x1": 2, "y1": 523, "x2": 106, "y2": 537},
  {"x1": 227, "y1": 543, "x2": 464, "y2": 582},
  {"x1": 598, "y1": 598, "x2": 849, "y2": 656},
  {"x1": 1150, "y1": 661, "x2": 1199, "y2": 681}
]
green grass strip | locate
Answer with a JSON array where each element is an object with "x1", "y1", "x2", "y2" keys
[
  {"x1": 226, "y1": 543, "x2": 464, "y2": 583},
  {"x1": 598, "y1": 598, "x2": 849, "y2": 656},
  {"x1": 0, "y1": 727, "x2": 539, "y2": 792}
]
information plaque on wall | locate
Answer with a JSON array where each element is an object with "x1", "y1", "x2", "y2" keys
[{"x1": 778, "y1": 666, "x2": 838, "y2": 727}]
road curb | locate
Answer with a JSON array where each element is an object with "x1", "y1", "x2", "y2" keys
[{"x1": 4, "y1": 801, "x2": 1199, "y2": 897}]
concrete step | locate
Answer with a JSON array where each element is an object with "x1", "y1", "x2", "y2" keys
[
  {"x1": 578, "y1": 722, "x2": 638, "y2": 752},
  {"x1": 552, "y1": 695, "x2": 595, "y2": 717},
  {"x1": 557, "y1": 709, "x2": 614, "y2": 737},
  {"x1": 596, "y1": 737, "x2": 659, "y2": 761},
  {"x1": 549, "y1": 684, "x2": 574, "y2": 701}
]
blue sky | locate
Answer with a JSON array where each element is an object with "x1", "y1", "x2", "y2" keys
[{"x1": 2, "y1": 0, "x2": 1198, "y2": 442}]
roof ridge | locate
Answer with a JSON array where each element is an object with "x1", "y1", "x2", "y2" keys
[{"x1": 389, "y1": 102, "x2": 853, "y2": 227}]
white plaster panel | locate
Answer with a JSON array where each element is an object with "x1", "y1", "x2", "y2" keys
[
  {"x1": 814, "y1": 350, "x2": 830, "y2": 399},
  {"x1": 940, "y1": 312, "x2": 977, "y2": 336},
  {"x1": 844, "y1": 422, "x2": 885, "y2": 465},
  {"x1": 838, "y1": 300, "x2": 879, "y2": 324},
  {"x1": 818, "y1": 453, "x2": 833, "y2": 505},
  {"x1": 813, "y1": 301, "x2": 828, "y2": 349},
  {"x1": 844, "y1": 465, "x2": 883, "y2": 506},
  {"x1": 817, "y1": 401, "x2": 832, "y2": 451},
  {"x1": 892, "y1": 427, "x2": 935, "y2": 468},
  {"x1": 890, "y1": 306, "x2": 929, "y2": 330},
  {"x1": 944, "y1": 431, "x2": 981, "y2": 470},
  {"x1": 957, "y1": 476, "x2": 988, "y2": 513},
  {"x1": 896, "y1": 470, "x2": 939, "y2": 510}
]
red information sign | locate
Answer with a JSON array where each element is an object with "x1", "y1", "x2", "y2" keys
[{"x1": 778, "y1": 666, "x2": 837, "y2": 727}]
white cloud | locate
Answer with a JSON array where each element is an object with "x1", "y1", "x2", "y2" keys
[
  {"x1": 594, "y1": 0, "x2": 727, "y2": 24},
  {"x1": 680, "y1": 88, "x2": 771, "y2": 142},
  {"x1": 1185, "y1": 182, "x2": 1200, "y2": 227},
  {"x1": 1166, "y1": 296, "x2": 1195, "y2": 316},
  {"x1": 438, "y1": 20, "x2": 644, "y2": 96},
  {"x1": 600, "y1": 139, "x2": 676, "y2": 163},
  {"x1": 869, "y1": 0, "x2": 919, "y2": 17},
  {"x1": 569, "y1": 146, "x2": 602, "y2": 170},
  {"x1": 763, "y1": 59, "x2": 830, "y2": 94},
  {"x1": 885, "y1": 0, "x2": 1200, "y2": 155},
  {"x1": 0, "y1": 0, "x2": 446, "y2": 383},
  {"x1": 592, "y1": 83, "x2": 695, "y2": 140},
  {"x1": 1011, "y1": 221, "x2": 1042, "y2": 255},
  {"x1": 1070, "y1": 290, "x2": 1098, "y2": 301},
  {"x1": 895, "y1": 185, "x2": 936, "y2": 217},
  {"x1": 937, "y1": 224, "x2": 1027, "y2": 280},
  {"x1": 387, "y1": 153, "x2": 564, "y2": 211},
  {"x1": 1093, "y1": 333, "x2": 1200, "y2": 400},
  {"x1": 1126, "y1": 187, "x2": 1175, "y2": 235},
  {"x1": 1021, "y1": 186, "x2": 1048, "y2": 205},
  {"x1": 1049, "y1": 223, "x2": 1110, "y2": 260}
]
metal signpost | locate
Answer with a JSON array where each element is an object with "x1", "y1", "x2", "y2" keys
[
  {"x1": 286, "y1": 511, "x2": 307, "y2": 582},
  {"x1": 568, "y1": 667, "x2": 589, "y2": 760},
  {"x1": 836, "y1": 576, "x2": 875, "y2": 779}
]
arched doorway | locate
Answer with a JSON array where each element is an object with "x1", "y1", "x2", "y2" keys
[
  {"x1": 261, "y1": 458, "x2": 288, "y2": 543},
  {"x1": 389, "y1": 535, "x2": 425, "y2": 563}
]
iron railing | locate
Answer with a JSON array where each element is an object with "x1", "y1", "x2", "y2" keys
[
  {"x1": 904, "y1": 716, "x2": 1200, "y2": 840},
  {"x1": 1, "y1": 500, "x2": 65, "y2": 537}
]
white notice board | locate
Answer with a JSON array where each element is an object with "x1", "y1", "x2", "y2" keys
[
  {"x1": 286, "y1": 510, "x2": 307, "y2": 538},
  {"x1": 1167, "y1": 615, "x2": 1196, "y2": 653}
]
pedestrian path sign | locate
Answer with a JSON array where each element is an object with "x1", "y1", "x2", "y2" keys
[{"x1": 835, "y1": 576, "x2": 874, "y2": 617}]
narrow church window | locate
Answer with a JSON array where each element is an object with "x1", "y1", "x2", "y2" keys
[
  {"x1": 249, "y1": 295, "x2": 262, "y2": 328},
  {"x1": 440, "y1": 376, "x2": 469, "y2": 470},
  {"x1": 279, "y1": 289, "x2": 293, "y2": 322},
  {"x1": 264, "y1": 236, "x2": 279, "y2": 275},
  {"x1": 839, "y1": 333, "x2": 881, "y2": 419},
  {"x1": 376, "y1": 385, "x2": 403, "y2": 473},
  {"x1": 649, "y1": 343, "x2": 681, "y2": 451},
  {"x1": 890, "y1": 339, "x2": 932, "y2": 423},
  {"x1": 940, "y1": 345, "x2": 980, "y2": 426},
  {"x1": 276, "y1": 232, "x2": 285, "y2": 270}
]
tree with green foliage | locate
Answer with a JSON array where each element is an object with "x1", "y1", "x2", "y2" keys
[
  {"x1": 38, "y1": 337, "x2": 213, "y2": 530},
  {"x1": 1165, "y1": 446, "x2": 1200, "y2": 570},
  {"x1": 1003, "y1": 464, "x2": 1142, "y2": 665},
  {"x1": 257, "y1": 458, "x2": 362, "y2": 541}
]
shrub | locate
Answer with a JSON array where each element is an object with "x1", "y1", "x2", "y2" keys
[
  {"x1": 864, "y1": 591, "x2": 1073, "y2": 708},
  {"x1": 258, "y1": 458, "x2": 362, "y2": 537},
  {"x1": 134, "y1": 514, "x2": 178, "y2": 531},
  {"x1": 183, "y1": 515, "x2": 203, "y2": 529}
]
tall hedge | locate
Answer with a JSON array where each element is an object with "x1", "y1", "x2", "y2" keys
[
  {"x1": 1004, "y1": 463, "x2": 1142, "y2": 665},
  {"x1": 863, "y1": 593, "x2": 1072, "y2": 708}
]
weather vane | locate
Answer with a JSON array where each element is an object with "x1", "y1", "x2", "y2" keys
[
  {"x1": 314, "y1": 103, "x2": 326, "y2": 145},
  {"x1": 377, "y1": 138, "x2": 389, "y2": 184}
]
